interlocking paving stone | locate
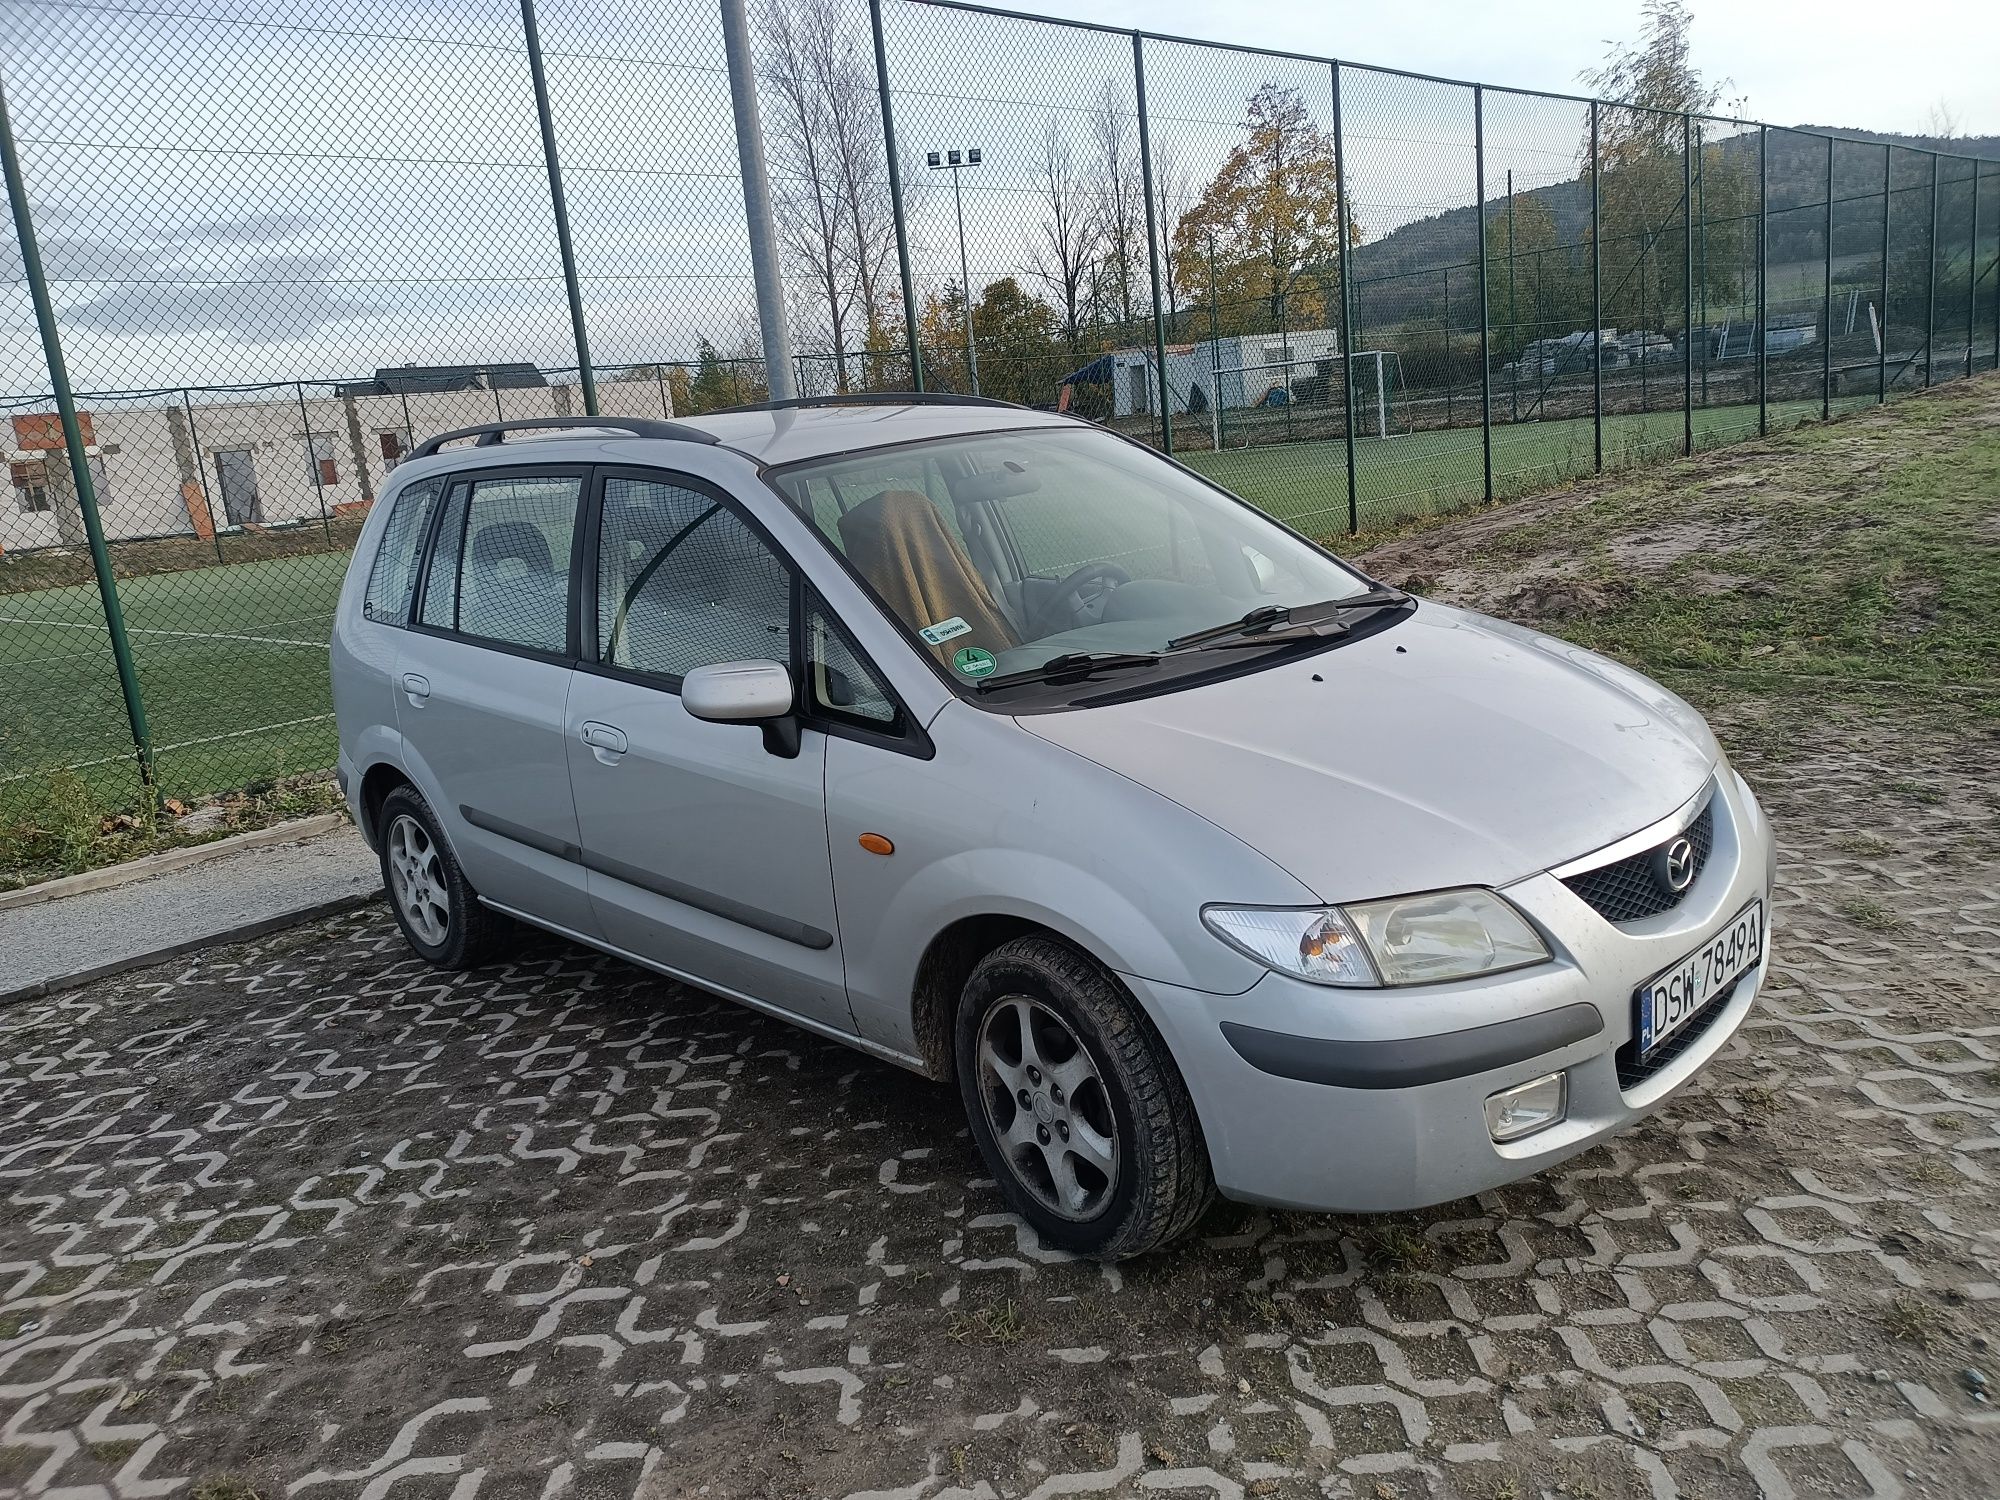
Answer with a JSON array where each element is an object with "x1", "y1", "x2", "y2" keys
[{"x1": 2, "y1": 726, "x2": 1996, "y2": 1499}]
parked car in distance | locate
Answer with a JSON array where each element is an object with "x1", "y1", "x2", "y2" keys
[{"x1": 332, "y1": 397, "x2": 1775, "y2": 1259}]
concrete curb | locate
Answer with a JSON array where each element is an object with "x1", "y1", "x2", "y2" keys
[
  {"x1": 0, "y1": 890, "x2": 383, "y2": 1009},
  {"x1": 0, "y1": 812, "x2": 352, "y2": 913}
]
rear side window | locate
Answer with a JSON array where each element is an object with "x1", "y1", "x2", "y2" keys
[
  {"x1": 419, "y1": 474, "x2": 581, "y2": 654},
  {"x1": 362, "y1": 478, "x2": 441, "y2": 623},
  {"x1": 596, "y1": 476, "x2": 791, "y2": 679}
]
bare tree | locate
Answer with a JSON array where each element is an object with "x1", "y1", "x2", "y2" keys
[
  {"x1": 1090, "y1": 83, "x2": 1144, "y2": 328},
  {"x1": 1151, "y1": 146, "x2": 1193, "y2": 329},
  {"x1": 1025, "y1": 121, "x2": 1099, "y2": 347},
  {"x1": 758, "y1": 0, "x2": 901, "y2": 390}
]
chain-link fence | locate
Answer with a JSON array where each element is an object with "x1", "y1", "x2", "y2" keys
[{"x1": 4, "y1": 0, "x2": 1997, "y2": 844}]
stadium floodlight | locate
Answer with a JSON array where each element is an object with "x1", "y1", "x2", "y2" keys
[{"x1": 927, "y1": 145, "x2": 985, "y2": 396}]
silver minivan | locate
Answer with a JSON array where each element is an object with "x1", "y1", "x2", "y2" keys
[{"x1": 332, "y1": 397, "x2": 1775, "y2": 1258}]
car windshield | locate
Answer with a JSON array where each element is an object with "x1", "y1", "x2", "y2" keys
[{"x1": 767, "y1": 425, "x2": 1379, "y2": 694}]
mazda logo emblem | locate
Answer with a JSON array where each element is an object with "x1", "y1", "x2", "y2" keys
[{"x1": 1655, "y1": 836, "x2": 1697, "y2": 894}]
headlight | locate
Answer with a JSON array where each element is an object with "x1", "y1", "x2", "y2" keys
[{"x1": 1203, "y1": 888, "x2": 1549, "y2": 988}]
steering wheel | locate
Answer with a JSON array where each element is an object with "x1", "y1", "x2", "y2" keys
[{"x1": 1026, "y1": 562, "x2": 1131, "y2": 639}]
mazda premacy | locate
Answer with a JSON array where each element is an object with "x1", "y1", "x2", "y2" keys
[{"x1": 332, "y1": 397, "x2": 1774, "y2": 1258}]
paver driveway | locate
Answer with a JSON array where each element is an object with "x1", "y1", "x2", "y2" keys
[{"x1": 3, "y1": 713, "x2": 1997, "y2": 1500}]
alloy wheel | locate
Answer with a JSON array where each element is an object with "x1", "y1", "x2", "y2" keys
[
  {"x1": 386, "y1": 813, "x2": 451, "y2": 947},
  {"x1": 975, "y1": 994, "x2": 1120, "y2": 1221}
]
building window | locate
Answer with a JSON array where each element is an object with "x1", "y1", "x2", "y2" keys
[
  {"x1": 10, "y1": 461, "x2": 50, "y2": 512},
  {"x1": 306, "y1": 432, "x2": 339, "y2": 487},
  {"x1": 378, "y1": 428, "x2": 412, "y2": 469}
]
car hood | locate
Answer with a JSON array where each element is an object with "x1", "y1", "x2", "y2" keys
[{"x1": 1018, "y1": 602, "x2": 1719, "y2": 903}]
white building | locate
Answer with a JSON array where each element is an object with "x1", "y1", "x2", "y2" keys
[{"x1": 2, "y1": 367, "x2": 682, "y2": 554}]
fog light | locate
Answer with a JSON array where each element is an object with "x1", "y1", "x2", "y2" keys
[{"x1": 1485, "y1": 1071, "x2": 1567, "y2": 1143}]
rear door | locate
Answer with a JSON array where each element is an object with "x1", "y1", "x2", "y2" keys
[
  {"x1": 563, "y1": 468, "x2": 850, "y2": 1033},
  {"x1": 395, "y1": 464, "x2": 597, "y2": 936}
]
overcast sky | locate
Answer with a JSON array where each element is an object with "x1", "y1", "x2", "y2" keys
[
  {"x1": 1063, "y1": 0, "x2": 1998, "y2": 138},
  {"x1": 2, "y1": 0, "x2": 1992, "y2": 398}
]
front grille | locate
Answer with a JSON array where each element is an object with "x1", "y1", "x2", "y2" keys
[
  {"x1": 1563, "y1": 797, "x2": 1714, "y2": 924},
  {"x1": 1616, "y1": 978, "x2": 1737, "y2": 1089}
]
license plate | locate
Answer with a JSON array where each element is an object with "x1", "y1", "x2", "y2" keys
[{"x1": 1634, "y1": 901, "x2": 1764, "y2": 1059}]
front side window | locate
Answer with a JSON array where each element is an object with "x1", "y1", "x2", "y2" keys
[
  {"x1": 363, "y1": 477, "x2": 441, "y2": 623},
  {"x1": 420, "y1": 473, "x2": 579, "y2": 653},
  {"x1": 596, "y1": 475, "x2": 790, "y2": 680},
  {"x1": 768, "y1": 426, "x2": 1375, "y2": 696},
  {"x1": 807, "y1": 594, "x2": 897, "y2": 727}
]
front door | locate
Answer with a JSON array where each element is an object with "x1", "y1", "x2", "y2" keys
[
  {"x1": 564, "y1": 469, "x2": 851, "y2": 1034},
  {"x1": 215, "y1": 447, "x2": 261, "y2": 525},
  {"x1": 395, "y1": 466, "x2": 596, "y2": 936}
]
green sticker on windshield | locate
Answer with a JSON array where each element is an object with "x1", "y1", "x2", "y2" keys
[{"x1": 952, "y1": 645, "x2": 997, "y2": 678}]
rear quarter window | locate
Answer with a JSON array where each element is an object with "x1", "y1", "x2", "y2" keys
[{"x1": 362, "y1": 477, "x2": 442, "y2": 624}]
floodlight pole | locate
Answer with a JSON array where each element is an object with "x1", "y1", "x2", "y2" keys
[
  {"x1": 720, "y1": 0, "x2": 795, "y2": 401},
  {"x1": 928, "y1": 149, "x2": 983, "y2": 395},
  {"x1": 1590, "y1": 100, "x2": 1602, "y2": 472},
  {"x1": 1473, "y1": 84, "x2": 1493, "y2": 504}
]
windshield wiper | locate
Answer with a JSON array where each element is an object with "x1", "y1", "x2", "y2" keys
[
  {"x1": 974, "y1": 651, "x2": 1162, "y2": 692},
  {"x1": 1165, "y1": 587, "x2": 1413, "y2": 650}
]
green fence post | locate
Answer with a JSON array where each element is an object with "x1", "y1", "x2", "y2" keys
[
  {"x1": 1473, "y1": 84, "x2": 1492, "y2": 503},
  {"x1": 1132, "y1": 32, "x2": 1172, "y2": 454},
  {"x1": 1681, "y1": 112, "x2": 1693, "y2": 455},
  {"x1": 1506, "y1": 168, "x2": 1517, "y2": 423},
  {"x1": 1878, "y1": 143, "x2": 1890, "y2": 404},
  {"x1": 1923, "y1": 150, "x2": 1939, "y2": 388},
  {"x1": 868, "y1": 0, "x2": 923, "y2": 392},
  {"x1": 1590, "y1": 100, "x2": 1602, "y2": 471},
  {"x1": 1822, "y1": 136, "x2": 1833, "y2": 419},
  {"x1": 1756, "y1": 124, "x2": 1767, "y2": 436},
  {"x1": 1331, "y1": 60, "x2": 1358, "y2": 532},
  {"x1": 1968, "y1": 161, "x2": 1979, "y2": 377},
  {"x1": 0, "y1": 71, "x2": 155, "y2": 796},
  {"x1": 519, "y1": 0, "x2": 597, "y2": 414}
]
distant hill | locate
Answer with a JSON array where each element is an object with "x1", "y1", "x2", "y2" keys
[{"x1": 1349, "y1": 125, "x2": 1998, "y2": 317}]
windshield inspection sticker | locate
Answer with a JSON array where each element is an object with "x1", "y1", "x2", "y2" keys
[
  {"x1": 920, "y1": 616, "x2": 973, "y2": 646},
  {"x1": 952, "y1": 646, "x2": 997, "y2": 678}
]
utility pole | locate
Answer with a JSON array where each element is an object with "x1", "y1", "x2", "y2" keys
[{"x1": 720, "y1": 0, "x2": 795, "y2": 400}]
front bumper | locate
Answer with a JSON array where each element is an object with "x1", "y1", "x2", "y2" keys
[{"x1": 1127, "y1": 767, "x2": 1777, "y2": 1214}]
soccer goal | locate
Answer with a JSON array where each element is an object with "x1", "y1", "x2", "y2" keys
[{"x1": 1207, "y1": 349, "x2": 1403, "y2": 449}]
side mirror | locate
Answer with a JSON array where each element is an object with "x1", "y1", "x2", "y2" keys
[{"x1": 682, "y1": 660, "x2": 800, "y2": 758}]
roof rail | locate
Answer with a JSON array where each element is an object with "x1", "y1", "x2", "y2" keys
[
  {"x1": 714, "y1": 391, "x2": 1030, "y2": 414},
  {"x1": 409, "y1": 415, "x2": 720, "y2": 460}
]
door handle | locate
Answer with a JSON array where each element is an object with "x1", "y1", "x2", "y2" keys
[
  {"x1": 579, "y1": 720, "x2": 628, "y2": 761},
  {"x1": 401, "y1": 672, "x2": 430, "y2": 707}
]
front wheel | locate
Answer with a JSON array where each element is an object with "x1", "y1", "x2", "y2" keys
[
  {"x1": 377, "y1": 786, "x2": 512, "y2": 970},
  {"x1": 955, "y1": 935, "x2": 1213, "y2": 1259}
]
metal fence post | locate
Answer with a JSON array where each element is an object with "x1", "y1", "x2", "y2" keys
[
  {"x1": 1591, "y1": 100, "x2": 1602, "y2": 471},
  {"x1": 1923, "y1": 151, "x2": 1938, "y2": 388},
  {"x1": 1473, "y1": 84, "x2": 1492, "y2": 503},
  {"x1": 519, "y1": 0, "x2": 599, "y2": 414},
  {"x1": 1822, "y1": 136, "x2": 1833, "y2": 419},
  {"x1": 1332, "y1": 60, "x2": 1359, "y2": 531},
  {"x1": 1878, "y1": 144, "x2": 1890, "y2": 404},
  {"x1": 1968, "y1": 163, "x2": 1980, "y2": 377},
  {"x1": 1681, "y1": 112, "x2": 1693, "y2": 456},
  {"x1": 297, "y1": 382, "x2": 333, "y2": 543},
  {"x1": 1132, "y1": 32, "x2": 1172, "y2": 454},
  {"x1": 0, "y1": 72, "x2": 155, "y2": 795},
  {"x1": 868, "y1": 0, "x2": 922, "y2": 392},
  {"x1": 1756, "y1": 124, "x2": 1767, "y2": 436}
]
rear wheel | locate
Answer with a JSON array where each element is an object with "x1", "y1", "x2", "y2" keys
[
  {"x1": 377, "y1": 786, "x2": 511, "y2": 969},
  {"x1": 955, "y1": 935, "x2": 1213, "y2": 1259}
]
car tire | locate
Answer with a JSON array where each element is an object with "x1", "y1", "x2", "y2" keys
[
  {"x1": 377, "y1": 785, "x2": 512, "y2": 970},
  {"x1": 955, "y1": 934, "x2": 1214, "y2": 1259}
]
